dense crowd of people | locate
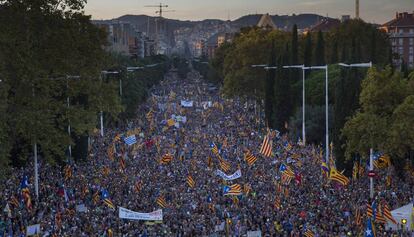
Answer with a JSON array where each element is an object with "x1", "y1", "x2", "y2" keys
[{"x1": 0, "y1": 69, "x2": 413, "y2": 237}]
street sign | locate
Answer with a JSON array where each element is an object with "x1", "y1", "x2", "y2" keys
[{"x1": 368, "y1": 171, "x2": 376, "y2": 178}]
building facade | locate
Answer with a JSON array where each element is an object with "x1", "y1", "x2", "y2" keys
[
  {"x1": 94, "y1": 20, "x2": 156, "y2": 59},
  {"x1": 381, "y1": 12, "x2": 414, "y2": 68}
]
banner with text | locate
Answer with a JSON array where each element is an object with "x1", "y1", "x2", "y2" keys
[
  {"x1": 119, "y1": 207, "x2": 163, "y2": 221},
  {"x1": 181, "y1": 100, "x2": 193, "y2": 107},
  {"x1": 215, "y1": 169, "x2": 242, "y2": 181}
]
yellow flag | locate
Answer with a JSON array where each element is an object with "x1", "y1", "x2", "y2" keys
[{"x1": 167, "y1": 119, "x2": 175, "y2": 127}]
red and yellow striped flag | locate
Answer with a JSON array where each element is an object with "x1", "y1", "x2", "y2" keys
[
  {"x1": 259, "y1": 134, "x2": 272, "y2": 157},
  {"x1": 382, "y1": 201, "x2": 397, "y2": 224},
  {"x1": 134, "y1": 181, "x2": 143, "y2": 193},
  {"x1": 64, "y1": 165, "x2": 72, "y2": 181},
  {"x1": 160, "y1": 153, "x2": 173, "y2": 164},
  {"x1": 187, "y1": 175, "x2": 195, "y2": 188},
  {"x1": 218, "y1": 156, "x2": 230, "y2": 172},
  {"x1": 156, "y1": 196, "x2": 168, "y2": 208},
  {"x1": 244, "y1": 150, "x2": 258, "y2": 166}
]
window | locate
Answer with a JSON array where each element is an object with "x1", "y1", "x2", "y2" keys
[
  {"x1": 399, "y1": 47, "x2": 404, "y2": 55},
  {"x1": 410, "y1": 29, "x2": 414, "y2": 34},
  {"x1": 399, "y1": 38, "x2": 404, "y2": 45},
  {"x1": 399, "y1": 29, "x2": 404, "y2": 34},
  {"x1": 410, "y1": 47, "x2": 414, "y2": 55},
  {"x1": 409, "y1": 55, "x2": 413, "y2": 63},
  {"x1": 410, "y1": 38, "x2": 414, "y2": 45}
]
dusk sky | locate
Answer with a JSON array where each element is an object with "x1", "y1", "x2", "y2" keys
[{"x1": 84, "y1": 0, "x2": 413, "y2": 24}]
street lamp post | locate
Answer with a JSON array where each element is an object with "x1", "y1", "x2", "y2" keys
[
  {"x1": 66, "y1": 75, "x2": 80, "y2": 159},
  {"x1": 102, "y1": 71, "x2": 121, "y2": 96},
  {"x1": 99, "y1": 72, "x2": 104, "y2": 137},
  {"x1": 283, "y1": 65, "x2": 305, "y2": 145},
  {"x1": 338, "y1": 62, "x2": 372, "y2": 197},
  {"x1": 303, "y1": 65, "x2": 329, "y2": 163},
  {"x1": 31, "y1": 83, "x2": 39, "y2": 200}
]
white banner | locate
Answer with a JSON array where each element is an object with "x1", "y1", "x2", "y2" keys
[
  {"x1": 172, "y1": 115, "x2": 187, "y2": 123},
  {"x1": 26, "y1": 224, "x2": 41, "y2": 236},
  {"x1": 181, "y1": 100, "x2": 193, "y2": 107},
  {"x1": 119, "y1": 207, "x2": 163, "y2": 221},
  {"x1": 158, "y1": 103, "x2": 167, "y2": 111},
  {"x1": 215, "y1": 169, "x2": 242, "y2": 181},
  {"x1": 201, "y1": 101, "x2": 212, "y2": 110},
  {"x1": 247, "y1": 230, "x2": 262, "y2": 237}
]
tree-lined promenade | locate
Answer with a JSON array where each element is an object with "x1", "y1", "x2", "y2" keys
[
  {"x1": 1, "y1": 68, "x2": 413, "y2": 236},
  {"x1": 0, "y1": 0, "x2": 413, "y2": 236},
  {"x1": 195, "y1": 20, "x2": 413, "y2": 174}
]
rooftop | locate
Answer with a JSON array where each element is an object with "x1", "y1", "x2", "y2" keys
[{"x1": 382, "y1": 12, "x2": 414, "y2": 27}]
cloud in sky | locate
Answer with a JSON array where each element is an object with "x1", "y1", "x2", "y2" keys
[{"x1": 84, "y1": 0, "x2": 413, "y2": 24}]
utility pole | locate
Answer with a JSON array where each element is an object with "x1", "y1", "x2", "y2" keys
[
  {"x1": 144, "y1": 3, "x2": 175, "y2": 54},
  {"x1": 32, "y1": 83, "x2": 39, "y2": 200},
  {"x1": 355, "y1": 0, "x2": 360, "y2": 19}
]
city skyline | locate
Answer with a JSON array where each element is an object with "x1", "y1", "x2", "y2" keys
[{"x1": 85, "y1": 0, "x2": 413, "y2": 24}]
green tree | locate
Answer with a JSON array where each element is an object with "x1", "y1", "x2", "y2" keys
[
  {"x1": 342, "y1": 67, "x2": 413, "y2": 176},
  {"x1": 291, "y1": 24, "x2": 299, "y2": 66},
  {"x1": 303, "y1": 33, "x2": 312, "y2": 67},
  {"x1": 208, "y1": 43, "x2": 233, "y2": 84},
  {"x1": 289, "y1": 105, "x2": 333, "y2": 144},
  {"x1": 272, "y1": 44, "x2": 292, "y2": 132},
  {"x1": 0, "y1": 0, "x2": 121, "y2": 165},
  {"x1": 314, "y1": 30, "x2": 325, "y2": 65},
  {"x1": 327, "y1": 19, "x2": 390, "y2": 67},
  {"x1": 264, "y1": 40, "x2": 277, "y2": 127},
  {"x1": 330, "y1": 39, "x2": 338, "y2": 63}
]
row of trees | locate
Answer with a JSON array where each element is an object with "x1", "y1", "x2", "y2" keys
[
  {"x1": 204, "y1": 19, "x2": 413, "y2": 172},
  {"x1": 342, "y1": 68, "x2": 414, "y2": 173},
  {"x1": 0, "y1": 0, "x2": 168, "y2": 173}
]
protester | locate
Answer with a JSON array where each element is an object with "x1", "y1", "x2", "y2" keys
[{"x1": 1, "y1": 69, "x2": 413, "y2": 237}]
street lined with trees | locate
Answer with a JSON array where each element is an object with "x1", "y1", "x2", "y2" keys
[{"x1": 205, "y1": 19, "x2": 413, "y2": 172}]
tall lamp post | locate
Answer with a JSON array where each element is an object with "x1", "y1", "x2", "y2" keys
[
  {"x1": 338, "y1": 61, "x2": 373, "y2": 197},
  {"x1": 302, "y1": 65, "x2": 329, "y2": 163},
  {"x1": 31, "y1": 82, "x2": 39, "y2": 200},
  {"x1": 66, "y1": 75, "x2": 80, "y2": 159}
]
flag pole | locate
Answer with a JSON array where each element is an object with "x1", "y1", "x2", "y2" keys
[{"x1": 370, "y1": 148, "x2": 374, "y2": 199}]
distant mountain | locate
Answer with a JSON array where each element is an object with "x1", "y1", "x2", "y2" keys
[
  {"x1": 115, "y1": 14, "x2": 196, "y2": 34},
  {"x1": 93, "y1": 13, "x2": 332, "y2": 54},
  {"x1": 232, "y1": 14, "x2": 329, "y2": 30},
  {"x1": 95, "y1": 13, "x2": 330, "y2": 33}
]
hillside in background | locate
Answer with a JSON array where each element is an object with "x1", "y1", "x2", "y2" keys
[
  {"x1": 94, "y1": 13, "x2": 330, "y2": 33},
  {"x1": 232, "y1": 14, "x2": 327, "y2": 29}
]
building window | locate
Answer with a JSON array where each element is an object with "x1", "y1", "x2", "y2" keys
[
  {"x1": 399, "y1": 29, "x2": 404, "y2": 34},
  {"x1": 409, "y1": 55, "x2": 413, "y2": 63},
  {"x1": 399, "y1": 38, "x2": 404, "y2": 45},
  {"x1": 410, "y1": 38, "x2": 414, "y2": 45},
  {"x1": 410, "y1": 47, "x2": 414, "y2": 55},
  {"x1": 410, "y1": 29, "x2": 414, "y2": 34},
  {"x1": 399, "y1": 47, "x2": 404, "y2": 55}
]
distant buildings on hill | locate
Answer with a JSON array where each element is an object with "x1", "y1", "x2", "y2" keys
[
  {"x1": 93, "y1": 12, "x2": 414, "y2": 69},
  {"x1": 94, "y1": 20, "x2": 156, "y2": 59}
]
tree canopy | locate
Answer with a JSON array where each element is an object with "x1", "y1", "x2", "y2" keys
[{"x1": 0, "y1": 0, "x2": 167, "y2": 171}]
